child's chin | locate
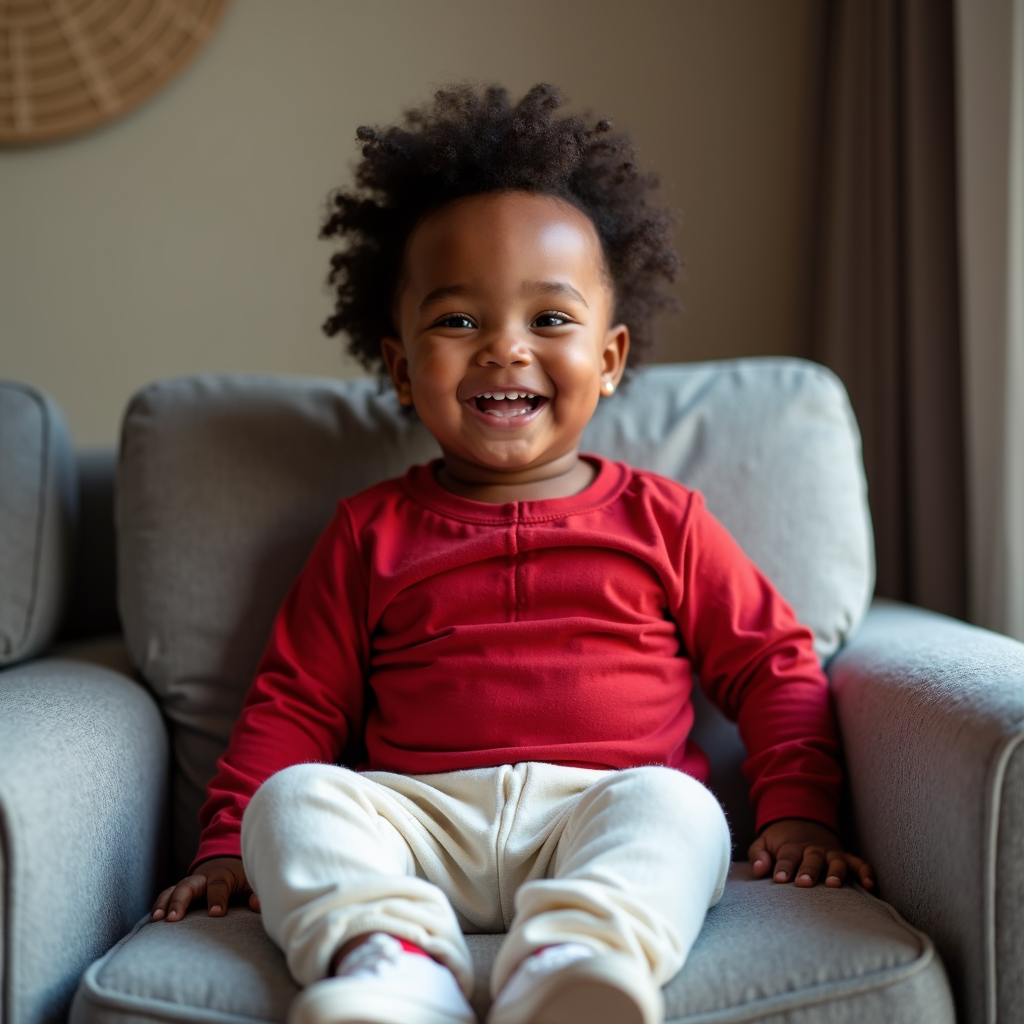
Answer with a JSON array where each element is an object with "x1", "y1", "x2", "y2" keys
[{"x1": 462, "y1": 441, "x2": 553, "y2": 473}]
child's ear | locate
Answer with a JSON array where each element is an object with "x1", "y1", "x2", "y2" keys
[
  {"x1": 600, "y1": 323, "x2": 630, "y2": 396},
  {"x1": 381, "y1": 336, "x2": 414, "y2": 406}
]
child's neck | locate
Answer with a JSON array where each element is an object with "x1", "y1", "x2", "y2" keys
[{"x1": 437, "y1": 451, "x2": 596, "y2": 503}]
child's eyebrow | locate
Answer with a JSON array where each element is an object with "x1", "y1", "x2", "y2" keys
[
  {"x1": 420, "y1": 284, "x2": 472, "y2": 310},
  {"x1": 418, "y1": 281, "x2": 589, "y2": 311},
  {"x1": 522, "y1": 280, "x2": 589, "y2": 307}
]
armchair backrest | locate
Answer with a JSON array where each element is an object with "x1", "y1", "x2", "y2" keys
[
  {"x1": 116, "y1": 358, "x2": 873, "y2": 871},
  {"x1": 0, "y1": 381, "x2": 76, "y2": 666}
]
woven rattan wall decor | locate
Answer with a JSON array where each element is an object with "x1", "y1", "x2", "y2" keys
[{"x1": 0, "y1": 0, "x2": 230, "y2": 145}]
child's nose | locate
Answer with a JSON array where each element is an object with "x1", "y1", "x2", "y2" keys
[{"x1": 475, "y1": 328, "x2": 533, "y2": 366}]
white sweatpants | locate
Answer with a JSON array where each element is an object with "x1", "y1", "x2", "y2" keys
[{"x1": 241, "y1": 762, "x2": 730, "y2": 999}]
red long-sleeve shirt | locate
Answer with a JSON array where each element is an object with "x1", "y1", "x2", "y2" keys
[{"x1": 194, "y1": 456, "x2": 843, "y2": 867}]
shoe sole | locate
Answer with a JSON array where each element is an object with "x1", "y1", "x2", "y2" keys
[
  {"x1": 290, "y1": 985, "x2": 474, "y2": 1024},
  {"x1": 488, "y1": 956, "x2": 662, "y2": 1024}
]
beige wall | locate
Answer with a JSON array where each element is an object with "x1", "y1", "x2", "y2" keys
[{"x1": 0, "y1": 0, "x2": 820, "y2": 447}]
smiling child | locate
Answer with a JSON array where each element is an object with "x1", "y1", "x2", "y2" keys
[{"x1": 151, "y1": 84, "x2": 873, "y2": 1024}]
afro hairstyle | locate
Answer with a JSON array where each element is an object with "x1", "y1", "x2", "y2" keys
[{"x1": 321, "y1": 83, "x2": 679, "y2": 373}]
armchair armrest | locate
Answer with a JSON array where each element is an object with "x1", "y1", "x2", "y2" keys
[
  {"x1": 0, "y1": 649, "x2": 168, "y2": 1024},
  {"x1": 829, "y1": 600, "x2": 1024, "y2": 1024}
]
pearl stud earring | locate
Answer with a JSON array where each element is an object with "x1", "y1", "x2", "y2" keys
[{"x1": 601, "y1": 381, "x2": 616, "y2": 396}]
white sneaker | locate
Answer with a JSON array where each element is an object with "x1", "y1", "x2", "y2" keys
[
  {"x1": 288, "y1": 933, "x2": 476, "y2": 1024},
  {"x1": 487, "y1": 943, "x2": 663, "y2": 1024}
]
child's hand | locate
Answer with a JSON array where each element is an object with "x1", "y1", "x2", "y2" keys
[
  {"x1": 150, "y1": 856, "x2": 260, "y2": 921},
  {"x1": 748, "y1": 819, "x2": 874, "y2": 890}
]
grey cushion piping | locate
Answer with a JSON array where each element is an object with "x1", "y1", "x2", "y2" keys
[
  {"x1": 75, "y1": 899, "x2": 942, "y2": 1024},
  {"x1": 668, "y1": 942, "x2": 939, "y2": 1024},
  {"x1": 2, "y1": 799, "x2": 14, "y2": 1024},
  {"x1": 983, "y1": 728, "x2": 1024, "y2": 1023}
]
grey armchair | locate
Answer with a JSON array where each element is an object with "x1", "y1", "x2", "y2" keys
[
  {"x1": 0, "y1": 384, "x2": 166, "y2": 1024},
  {"x1": 2, "y1": 362, "x2": 1021, "y2": 1024}
]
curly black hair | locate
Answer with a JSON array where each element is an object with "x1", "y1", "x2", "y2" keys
[{"x1": 321, "y1": 83, "x2": 679, "y2": 372}]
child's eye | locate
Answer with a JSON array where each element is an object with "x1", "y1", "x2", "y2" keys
[
  {"x1": 532, "y1": 312, "x2": 571, "y2": 328},
  {"x1": 433, "y1": 314, "x2": 476, "y2": 330}
]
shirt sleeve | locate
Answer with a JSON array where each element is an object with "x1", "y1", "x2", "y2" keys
[
  {"x1": 191, "y1": 503, "x2": 370, "y2": 869},
  {"x1": 671, "y1": 490, "x2": 843, "y2": 834}
]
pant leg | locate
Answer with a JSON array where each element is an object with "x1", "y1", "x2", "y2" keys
[
  {"x1": 375, "y1": 764, "x2": 607, "y2": 935},
  {"x1": 241, "y1": 763, "x2": 473, "y2": 994},
  {"x1": 492, "y1": 766, "x2": 731, "y2": 995}
]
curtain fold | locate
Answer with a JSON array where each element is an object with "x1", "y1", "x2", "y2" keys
[
  {"x1": 811, "y1": 0, "x2": 967, "y2": 618},
  {"x1": 954, "y1": 0, "x2": 1024, "y2": 639}
]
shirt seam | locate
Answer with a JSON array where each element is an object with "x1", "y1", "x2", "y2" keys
[
  {"x1": 402, "y1": 459, "x2": 633, "y2": 526},
  {"x1": 512, "y1": 511, "x2": 521, "y2": 623}
]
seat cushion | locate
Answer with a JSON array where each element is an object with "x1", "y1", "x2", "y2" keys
[
  {"x1": 70, "y1": 867, "x2": 952, "y2": 1024},
  {"x1": 0, "y1": 381, "x2": 76, "y2": 665},
  {"x1": 116, "y1": 359, "x2": 874, "y2": 872}
]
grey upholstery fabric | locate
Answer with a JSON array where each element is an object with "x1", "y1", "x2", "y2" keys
[
  {"x1": 116, "y1": 360, "x2": 874, "y2": 873},
  {"x1": 997, "y1": 741, "x2": 1024, "y2": 1024},
  {"x1": 0, "y1": 382, "x2": 76, "y2": 665},
  {"x1": 116, "y1": 374, "x2": 443, "y2": 875},
  {"x1": 0, "y1": 652, "x2": 168, "y2": 1024},
  {"x1": 71, "y1": 865, "x2": 952, "y2": 1024},
  {"x1": 829, "y1": 600, "x2": 1024, "y2": 1024},
  {"x1": 582, "y1": 360, "x2": 875, "y2": 660}
]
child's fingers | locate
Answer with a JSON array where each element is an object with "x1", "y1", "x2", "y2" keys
[
  {"x1": 843, "y1": 851, "x2": 875, "y2": 889},
  {"x1": 150, "y1": 885, "x2": 176, "y2": 920},
  {"x1": 747, "y1": 838, "x2": 773, "y2": 879},
  {"x1": 248, "y1": 892, "x2": 262, "y2": 912},
  {"x1": 793, "y1": 848, "x2": 826, "y2": 887},
  {"x1": 206, "y1": 874, "x2": 233, "y2": 916},
  {"x1": 824, "y1": 854, "x2": 848, "y2": 887},
  {"x1": 771, "y1": 847, "x2": 801, "y2": 883},
  {"x1": 164, "y1": 875, "x2": 207, "y2": 922}
]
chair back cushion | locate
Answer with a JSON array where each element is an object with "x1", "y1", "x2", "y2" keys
[
  {"x1": 117, "y1": 359, "x2": 873, "y2": 870},
  {"x1": 0, "y1": 381, "x2": 76, "y2": 666}
]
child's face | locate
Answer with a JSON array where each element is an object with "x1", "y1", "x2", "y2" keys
[{"x1": 382, "y1": 191, "x2": 629, "y2": 480}]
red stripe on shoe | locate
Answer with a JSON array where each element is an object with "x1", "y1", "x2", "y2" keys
[{"x1": 397, "y1": 938, "x2": 431, "y2": 957}]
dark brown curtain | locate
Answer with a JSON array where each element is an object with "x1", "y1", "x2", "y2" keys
[{"x1": 810, "y1": 0, "x2": 967, "y2": 617}]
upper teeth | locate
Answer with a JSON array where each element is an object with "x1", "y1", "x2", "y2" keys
[{"x1": 480, "y1": 392, "x2": 537, "y2": 400}]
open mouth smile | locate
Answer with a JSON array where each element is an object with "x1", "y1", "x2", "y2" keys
[{"x1": 468, "y1": 390, "x2": 547, "y2": 420}]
